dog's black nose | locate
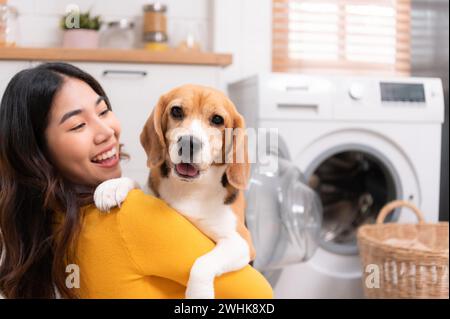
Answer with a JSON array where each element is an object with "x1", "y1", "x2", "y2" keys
[{"x1": 178, "y1": 135, "x2": 202, "y2": 158}]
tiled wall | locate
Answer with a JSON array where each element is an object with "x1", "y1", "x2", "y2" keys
[{"x1": 8, "y1": 0, "x2": 211, "y2": 49}]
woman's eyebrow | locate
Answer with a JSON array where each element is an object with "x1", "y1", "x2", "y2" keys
[
  {"x1": 59, "y1": 96, "x2": 107, "y2": 125},
  {"x1": 59, "y1": 109, "x2": 83, "y2": 125}
]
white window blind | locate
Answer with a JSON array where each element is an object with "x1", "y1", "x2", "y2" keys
[{"x1": 273, "y1": 0, "x2": 411, "y2": 75}]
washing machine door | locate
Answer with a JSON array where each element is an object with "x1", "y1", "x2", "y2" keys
[
  {"x1": 245, "y1": 135, "x2": 323, "y2": 272},
  {"x1": 302, "y1": 142, "x2": 416, "y2": 256}
]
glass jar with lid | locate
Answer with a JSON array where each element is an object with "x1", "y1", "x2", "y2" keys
[
  {"x1": 100, "y1": 19, "x2": 135, "y2": 49},
  {"x1": 143, "y1": 3, "x2": 169, "y2": 51}
]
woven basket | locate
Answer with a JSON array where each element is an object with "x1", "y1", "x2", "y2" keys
[{"x1": 357, "y1": 200, "x2": 449, "y2": 299}]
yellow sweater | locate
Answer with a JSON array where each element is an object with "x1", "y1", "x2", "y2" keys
[{"x1": 73, "y1": 189, "x2": 273, "y2": 299}]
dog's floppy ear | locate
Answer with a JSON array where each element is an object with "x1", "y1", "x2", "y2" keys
[
  {"x1": 140, "y1": 95, "x2": 167, "y2": 168},
  {"x1": 225, "y1": 108, "x2": 250, "y2": 190}
]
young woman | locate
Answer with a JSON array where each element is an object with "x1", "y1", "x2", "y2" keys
[{"x1": 0, "y1": 63, "x2": 273, "y2": 299}]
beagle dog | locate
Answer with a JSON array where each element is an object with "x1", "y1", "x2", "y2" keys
[{"x1": 94, "y1": 84, "x2": 255, "y2": 299}]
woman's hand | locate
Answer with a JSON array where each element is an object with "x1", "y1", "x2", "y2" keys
[{"x1": 94, "y1": 177, "x2": 140, "y2": 212}]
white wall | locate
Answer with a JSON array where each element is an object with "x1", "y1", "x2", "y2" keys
[
  {"x1": 211, "y1": 0, "x2": 272, "y2": 90},
  {"x1": 8, "y1": 0, "x2": 212, "y2": 49}
]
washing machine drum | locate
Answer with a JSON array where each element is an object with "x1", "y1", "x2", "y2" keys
[{"x1": 246, "y1": 147, "x2": 322, "y2": 271}]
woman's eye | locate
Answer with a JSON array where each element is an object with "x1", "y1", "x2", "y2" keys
[
  {"x1": 99, "y1": 109, "x2": 110, "y2": 117},
  {"x1": 170, "y1": 106, "x2": 184, "y2": 119},
  {"x1": 211, "y1": 115, "x2": 224, "y2": 125},
  {"x1": 70, "y1": 123, "x2": 86, "y2": 131}
]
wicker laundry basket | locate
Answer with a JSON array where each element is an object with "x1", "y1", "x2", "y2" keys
[{"x1": 357, "y1": 200, "x2": 449, "y2": 299}]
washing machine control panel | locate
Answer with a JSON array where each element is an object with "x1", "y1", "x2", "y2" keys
[
  {"x1": 229, "y1": 74, "x2": 444, "y2": 123},
  {"x1": 335, "y1": 76, "x2": 444, "y2": 123},
  {"x1": 380, "y1": 82, "x2": 426, "y2": 103}
]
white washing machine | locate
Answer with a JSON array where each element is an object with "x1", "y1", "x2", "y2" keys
[{"x1": 228, "y1": 73, "x2": 445, "y2": 298}]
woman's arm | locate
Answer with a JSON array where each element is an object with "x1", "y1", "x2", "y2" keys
[{"x1": 116, "y1": 189, "x2": 273, "y2": 299}]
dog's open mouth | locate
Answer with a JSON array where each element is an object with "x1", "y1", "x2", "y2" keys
[{"x1": 175, "y1": 163, "x2": 200, "y2": 179}]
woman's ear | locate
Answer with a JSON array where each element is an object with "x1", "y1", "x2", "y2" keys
[
  {"x1": 140, "y1": 96, "x2": 167, "y2": 168},
  {"x1": 226, "y1": 110, "x2": 251, "y2": 190}
]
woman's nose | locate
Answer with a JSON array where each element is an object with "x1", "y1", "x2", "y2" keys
[{"x1": 93, "y1": 120, "x2": 115, "y2": 145}]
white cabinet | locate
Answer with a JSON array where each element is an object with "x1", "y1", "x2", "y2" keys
[{"x1": 0, "y1": 61, "x2": 31, "y2": 101}]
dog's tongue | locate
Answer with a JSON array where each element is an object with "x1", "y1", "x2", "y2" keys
[{"x1": 176, "y1": 163, "x2": 199, "y2": 177}]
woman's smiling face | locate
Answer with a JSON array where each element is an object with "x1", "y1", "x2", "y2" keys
[{"x1": 45, "y1": 77, "x2": 122, "y2": 186}]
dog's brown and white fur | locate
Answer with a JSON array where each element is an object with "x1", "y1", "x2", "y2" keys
[{"x1": 94, "y1": 85, "x2": 255, "y2": 299}]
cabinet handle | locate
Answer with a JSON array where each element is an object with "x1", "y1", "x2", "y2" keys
[
  {"x1": 277, "y1": 103, "x2": 318, "y2": 112},
  {"x1": 285, "y1": 85, "x2": 309, "y2": 92},
  {"x1": 102, "y1": 70, "x2": 147, "y2": 77}
]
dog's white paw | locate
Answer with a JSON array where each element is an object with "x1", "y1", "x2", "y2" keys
[
  {"x1": 94, "y1": 177, "x2": 140, "y2": 212},
  {"x1": 185, "y1": 280, "x2": 215, "y2": 299},
  {"x1": 185, "y1": 257, "x2": 216, "y2": 299}
]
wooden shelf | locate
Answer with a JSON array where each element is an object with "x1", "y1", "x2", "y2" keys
[{"x1": 0, "y1": 47, "x2": 232, "y2": 67}]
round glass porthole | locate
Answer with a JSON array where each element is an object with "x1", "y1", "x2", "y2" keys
[{"x1": 306, "y1": 148, "x2": 401, "y2": 255}]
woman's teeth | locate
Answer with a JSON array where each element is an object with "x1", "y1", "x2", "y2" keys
[{"x1": 92, "y1": 148, "x2": 117, "y2": 163}]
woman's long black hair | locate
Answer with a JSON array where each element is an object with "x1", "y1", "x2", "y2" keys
[{"x1": 0, "y1": 62, "x2": 115, "y2": 298}]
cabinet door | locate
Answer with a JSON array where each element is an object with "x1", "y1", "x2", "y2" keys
[
  {"x1": 69, "y1": 62, "x2": 220, "y2": 186},
  {"x1": 0, "y1": 61, "x2": 31, "y2": 102}
]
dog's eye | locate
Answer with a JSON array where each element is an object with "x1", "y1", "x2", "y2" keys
[
  {"x1": 170, "y1": 106, "x2": 184, "y2": 119},
  {"x1": 211, "y1": 115, "x2": 224, "y2": 125}
]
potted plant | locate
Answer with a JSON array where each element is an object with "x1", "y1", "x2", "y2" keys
[{"x1": 61, "y1": 11, "x2": 102, "y2": 49}]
